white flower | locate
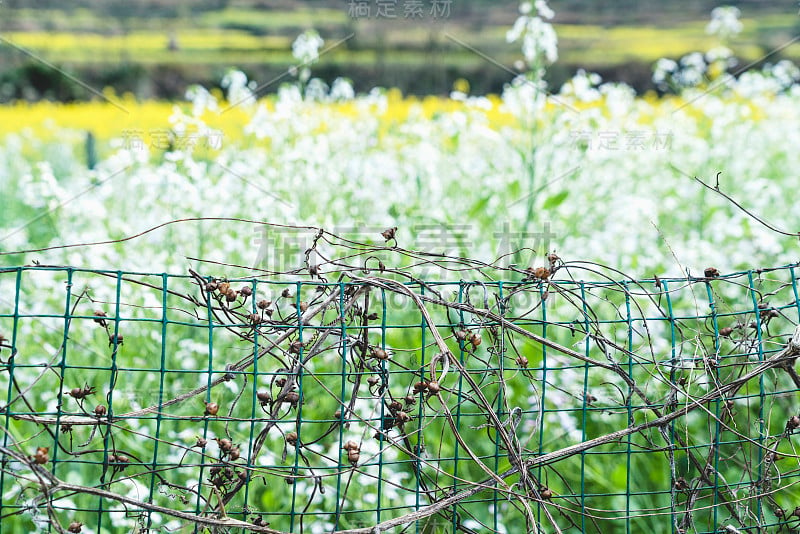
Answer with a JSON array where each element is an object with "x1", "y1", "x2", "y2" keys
[
  {"x1": 535, "y1": 0, "x2": 555, "y2": 20},
  {"x1": 706, "y1": 6, "x2": 743, "y2": 38},
  {"x1": 292, "y1": 30, "x2": 324, "y2": 64},
  {"x1": 652, "y1": 58, "x2": 678, "y2": 86},
  {"x1": 507, "y1": 2, "x2": 558, "y2": 65},
  {"x1": 221, "y1": 69, "x2": 256, "y2": 107},
  {"x1": 330, "y1": 77, "x2": 355, "y2": 100}
]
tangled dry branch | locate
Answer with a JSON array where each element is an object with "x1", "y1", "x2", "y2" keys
[{"x1": 3, "y1": 221, "x2": 800, "y2": 533}]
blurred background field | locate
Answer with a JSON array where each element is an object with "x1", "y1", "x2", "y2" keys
[{"x1": 1, "y1": 0, "x2": 799, "y2": 100}]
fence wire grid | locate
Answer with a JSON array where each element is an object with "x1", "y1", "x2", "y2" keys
[{"x1": 2, "y1": 258, "x2": 800, "y2": 534}]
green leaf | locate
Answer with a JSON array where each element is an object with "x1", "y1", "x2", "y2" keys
[
  {"x1": 468, "y1": 196, "x2": 490, "y2": 218},
  {"x1": 542, "y1": 191, "x2": 569, "y2": 209}
]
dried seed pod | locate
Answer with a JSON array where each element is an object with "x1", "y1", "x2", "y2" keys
[
  {"x1": 788, "y1": 415, "x2": 800, "y2": 430},
  {"x1": 343, "y1": 440, "x2": 359, "y2": 451},
  {"x1": 540, "y1": 487, "x2": 553, "y2": 499},
  {"x1": 108, "y1": 334, "x2": 124, "y2": 346},
  {"x1": 284, "y1": 391, "x2": 300, "y2": 404},
  {"x1": 194, "y1": 438, "x2": 207, "y2": 448},
  {"x1": 469, "y1": 333, "x2": 482, "y2": 348},
  {"x1": 413, "y1": 381, "x2": 427, "y2": 394},
  {"x1": 299, "y1": 301, "x2": 309, "y2": 312},
  {"x1": 257, "y1": 299, "x2": 271, "y2": 310},
  {"x1": 704, "y1": 267, "x2": 720, "y2": 278},
  {"x1": 388, "y1": 401, "x2": 402, "y2": 412},
  {"x1": 281, "y1": 288, "x2": 291, "y2": 298},
  {"x1": 216, "y1": 438, "x2": 233, "y2": 452},
  {"x1": 68, "y1": 521, "x2": 83, "y2": 533},
  {"x1": 110, "y1": 454, "x2": 130, "y2": 465},
  {"x1": 205, "y1": 281, "x2": 218, "y2": 292},
  {"x1": 366, "y1": 312, "x2": 379, "y2": 321},
  {"x1": 674, "y1": 477, "x2": 689, "y2": 491},
  {"x1": 286, "y1": 432, "x2": 298, "y2": 445},
  {"x1": 275, "y1": 377, "x2": 287, "y2": 387},
  {"x1": 94, "y1": 405, "x2": 107, "y2": 417},
  {"x1": 719, "y1": 326, "x2": 734, "y2": 337},
  {"x1": 426, "y1": 381, "x2": 441, "y2": 395},
  {"x1": 381, "y1": 227, "x2": 397, "y2": 241},
  {"x1": 218, "y1": 282, "x2": 230, "y2": 294},
  {"x1": 397, "y1": 411, "x2": 411, "y2": 423},
  {"x1": 69, "y1": 385, "x2": 96, "y2": 400},
  {"x1": 257, "y1": 391, "x2": 271, "y2": 404},
  {"x1": 204, "y1": 402, "x2": 219, "y2": 416},
  {"x1": 455, "y1": 330, "x2": 468, "y2": 341},
  {"x1": 239, "y1": 286, "x2": 253, "y2": 297},
  {"x1": 225, "y1": 289, "x2": 238, "y2": 302},
  {"x1": 334, "y1": 410, "x2": 342, "y2": 418},
  {"x1": 372, "y1": 348, "x2": 389, "y2": 360},
  {"x1": 404, "y1": 395, "x2": 416, "y2": 405},
  {"x1": 516, "y1": 355, "x2": 529, "y2": 368},
  {"x1": 366, "y1": 376, "x2": 379, "y2": 386},
  {"x1": 228, "y1": 447, "x2": 240, "y2": 461},
  {"x1": 289, "y1": 341, "x2": 304, "y2": 354},
  {"x1": 33, "y1": 447, "x2": 49, "y2": 464},
  {"x1": 347, "y1": 450, "x2": 360, "y2": 465},
  {"x1": 535, "y1": 267, "x2": 550, "y2": 280},
  {"x1": 92, "y1": 310, "x2": 107, "y2": 326}
]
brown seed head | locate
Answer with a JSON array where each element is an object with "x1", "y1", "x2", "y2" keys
[
  {"x1": 381, "y1": 227, "x2": 397, "y2": 241},
  {"x1": 33, "y1": 447, "x2": 49, "y2": 464},
  {"x1": 469, "y1": 333, "x2": 482, "y2": 348},
  {"x1": 788, "y1": 415, "x2": 800, "y2": 430}
]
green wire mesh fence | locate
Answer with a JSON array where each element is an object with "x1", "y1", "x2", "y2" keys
[{"x1": 2, "y1": 260, "x2": 800, "y2": 534}]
